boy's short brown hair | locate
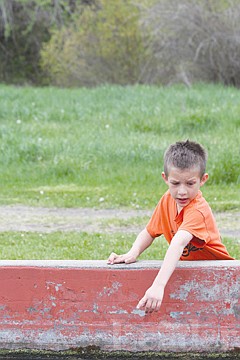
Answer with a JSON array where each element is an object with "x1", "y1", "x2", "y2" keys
[{"x1": 164, "y1": 140, "x2": 207, "y2": 178}]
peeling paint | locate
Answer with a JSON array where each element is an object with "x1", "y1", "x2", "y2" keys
[
  {"x1": 170, "y1": 311, "x2": 191, "y2": 319},
  {"x1": 170, "y1": 281, "x2": 195, "y2": 301},
  {"x1": 27, "y1": 307, "x2": 38, "y2": 314},
  {"x1": 233, "y1": 304, "x2": 240, "y2": 319},
  {"x1": 109, "y1": 309, "x2": 128, "y2": 315},
  {"x1": 0, "y1": 261, "x2": 239, "y2": 352},
  {"x1": 170, "y1": 278, "x2": 239, "y2": 303},
  {"x1": 131, "y1": 309, "x2": 145, "y2": 317},
  {"x1": 98, "y1": 281, "x2": 122, "y2": 297}
]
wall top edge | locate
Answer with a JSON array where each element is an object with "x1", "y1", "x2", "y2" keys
[{"x1": 0, "y1": 259, "x2": 239, "y2": 269}]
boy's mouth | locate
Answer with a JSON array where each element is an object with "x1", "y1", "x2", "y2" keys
[{"x1": 177, "y1": 198, "x2": 189, "y2": 205}]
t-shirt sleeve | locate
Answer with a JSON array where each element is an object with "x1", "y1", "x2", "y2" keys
[
  {"x1": 146, "y1": 201, "x2": 163, "y2": 238},
  {"x1": 178, "y1": 208, "x2": 210, "y2": 245}
]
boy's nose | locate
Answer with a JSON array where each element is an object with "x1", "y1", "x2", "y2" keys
[{"x1": 178, "y1": 186, "x2": 187, "y2": 196}]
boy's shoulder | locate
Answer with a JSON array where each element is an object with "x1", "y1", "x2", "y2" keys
[
  {"x1": 183, "y1": 191, "x2": 213, "y2": 220},
  {"x1": 190, "y1": 191, "x2": 210, "y2": 209}
]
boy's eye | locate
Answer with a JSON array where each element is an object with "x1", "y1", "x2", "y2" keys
[{"x1": 187, "y1": 182, "x2": 195, "y2": 186}]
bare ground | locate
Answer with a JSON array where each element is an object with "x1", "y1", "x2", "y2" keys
[{"x1": 0, "y1": 206, "x2": 239, "y2": 239}]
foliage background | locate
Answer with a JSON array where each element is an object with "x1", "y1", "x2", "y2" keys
[{"x1": 1, "y1": 0, "x2": 240, "y2": 87}]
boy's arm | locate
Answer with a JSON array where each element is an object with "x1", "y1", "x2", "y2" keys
[
  {"x1": 137, "y1": 230, "x2": 193, "y2": 313},
  {"x1": 107, "y1": 228, "x2": 154, "y2": 264}
]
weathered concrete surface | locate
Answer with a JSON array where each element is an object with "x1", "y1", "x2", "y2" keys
[{"x1": 0, "y1": 260, "x2": 239, "y2": 353}]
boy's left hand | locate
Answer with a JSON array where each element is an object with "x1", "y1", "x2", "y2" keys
[{"x1": 136, "y1": 284, "x2": 164, "y2": 313}]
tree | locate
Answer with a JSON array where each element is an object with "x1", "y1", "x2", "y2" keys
[
  {"x1": 141, "y1": 0, "x2": 240, "y2": 86},
  {"x1": 0, "y1": 0, "x2": 86, "y2": 84},
  {"x1": 41, "y1": 0, "x2": 147, "y2": 86}
]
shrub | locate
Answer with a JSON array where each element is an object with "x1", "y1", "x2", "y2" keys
[
  {"x1": 0, "y1": 0, "x2": 82, "y2": 84},
  {"x1": 141, "y1": 0, "x2": 240, "y2": 87},
  {"x1": 41, "y1": 0, "x2": 147, "y2": 86}
]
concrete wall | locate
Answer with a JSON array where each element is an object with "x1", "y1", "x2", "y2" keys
[{"x1": 0, "y1": 260, "x2": 239, "y2": 353}]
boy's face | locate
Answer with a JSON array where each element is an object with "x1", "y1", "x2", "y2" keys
[{"x1": 162, "y1": 166, "x2": 208, "y2": 211}]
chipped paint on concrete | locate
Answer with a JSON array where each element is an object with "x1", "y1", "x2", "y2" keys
[
  {"x1": 170, "y1": 311, "x2": 191, "y2": 319},
  {"x1": 170, "y1": 280, "x2": 195, "y2": 301},
  {"x1": 0, "y1": 260, "x2": 239, "y2": 352},
  {"x1": 98, "y1": 281, "x2": 122, "y2": 297},
  {"x1": 131, "y1": 309, "x2": 145, "y2": 317},
  {"x1": 109, "y1": 309, "x2": 128, "y2": 315}
]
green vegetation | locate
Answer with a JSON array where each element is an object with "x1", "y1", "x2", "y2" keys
[
  {"x1": 41, "y1": 0, "x2": 145, "y2": 86},
  {"x1": 0, "y1": 83, "x2": 239, "y2": 259},
  {"x1": 0, "y1": 83, "x2": 239, "y2": 210},
  {"x1": 2, "y1": 1, "x2": 240, "y2": 87},
  {"x1": 1, "y1": 348, "x2": 239, "y2": 359},
  {"x1": 0, "y1": 232, "x2": 238, "y2": 260}
]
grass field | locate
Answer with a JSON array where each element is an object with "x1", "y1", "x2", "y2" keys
[
  {"x1": 0, "y1": 83, "x2": 239, "y2": 259},
  {"x1": 0, "y1": 232, "x2": 239, "y2": 260}
]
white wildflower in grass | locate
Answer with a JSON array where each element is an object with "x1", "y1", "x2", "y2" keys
[
  {"x1": 99, "y1": 197, "x2": 105, "y2": 202},
  {"x1": 40, "y1": 190, "x2": 44, "y2": 195},
  {"x1": 16, "y1": 119, "x2": 21, "y2": 124}
]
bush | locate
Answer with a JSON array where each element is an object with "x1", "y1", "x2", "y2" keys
[
  {"x1": 41, "y1": 0, "x2": 147, "y2": 86},
  {"x1": 0, "y1": 0, "x2": 80, "y2": 84},
  {"x1": 141, "y1": 0, "x2": 240, "y2": 87}
]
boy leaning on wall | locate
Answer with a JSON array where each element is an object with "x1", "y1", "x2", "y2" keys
[{"x1": 107, "y1": 140, "x2": 234, "y2": 313}]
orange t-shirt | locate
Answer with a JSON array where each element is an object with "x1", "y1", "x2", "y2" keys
[{"x1": 146, "y1": 190, "x2": 234, "y2": 261}]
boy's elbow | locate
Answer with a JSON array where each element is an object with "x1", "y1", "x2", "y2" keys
[
  {"x1": 171, "y1": 230, "x2": 193, "y2": 248},
  {"x1": 143, "y1": 227, "x2": 155, "y2": 242}
]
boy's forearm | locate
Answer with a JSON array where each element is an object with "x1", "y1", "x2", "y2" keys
[
  {"x1": 152, "y1": 242, "x2": 185, "y2": 288},
  {"x1": 153, "y1": 230, "x2": 193, "y2": 288},
  {"x1": 107, "y1": 228, "x2": 154, "y2": 265},
  {"x1": 129, "y1": 228, "x2": 154, "y2": 258},
  {"x1": 136, "y1": 230, "x2": 192, "y2": 312}
]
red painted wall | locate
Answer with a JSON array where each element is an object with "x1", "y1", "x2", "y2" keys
[{"x1": 0, "y1": 260, "x2": 239, "y2": 352}]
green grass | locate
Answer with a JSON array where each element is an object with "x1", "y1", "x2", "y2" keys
[
  {"x1": 0, "y1": 83, "x2": 239, "y2": 210},
  {"x1": 0, "y1": 232, "x2": 238, "y2": 260},
  {"x1": 0, "y1": 83, "x2": 239, "y2": 259}
]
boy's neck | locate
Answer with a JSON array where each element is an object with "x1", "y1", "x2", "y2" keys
[{"x1": 176, "y1": 204, "x2": 183, "y2": 214}]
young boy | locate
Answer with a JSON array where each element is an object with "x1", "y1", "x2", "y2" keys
[{"x1": 107, "y1": 140, "x2": 234, "y2": 314}]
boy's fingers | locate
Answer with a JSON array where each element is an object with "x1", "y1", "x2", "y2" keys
[
  {"x1": 148, "y1": 300, "x2": 157, "y2": 313},
  {"x1": 155, "y1": 300, "x2": 162, "y2": 312},
  {"x1": 137, "y1": 297, "x2": 162, "y2": 313},
  {"x1": 107, "y1": 253, "x2": 128, "y2": 264},
  {"x1": 136, "y1": 295, "x2": 147, "y2": 309},
  {"x1": 145, "y1": 299, "x2": 154, "y2": 313},
  {"x1": 112, "y1": 255, "x2": 129, "y2": 264},
  {"x1": 107, "y1": 252, "x2": 118, "y2": 263}
]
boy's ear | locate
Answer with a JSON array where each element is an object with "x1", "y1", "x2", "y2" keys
[
  {"x1": 200, "y1": 173, "x2": 209, "y2": 186},
  {"x1": 162, "y1": 172, "x2": 168, "y2": 184}
]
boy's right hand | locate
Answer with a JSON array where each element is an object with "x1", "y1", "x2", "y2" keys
[{"x1": 107, "y1": 252, "x2": 137, "y2": 265}]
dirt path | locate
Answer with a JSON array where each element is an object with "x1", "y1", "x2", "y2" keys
[{"x1": 0, "y1": 205, "x2": 239, "y2": 238}]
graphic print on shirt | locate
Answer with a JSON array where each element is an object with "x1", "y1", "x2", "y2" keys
[{"x1": 182, "y1": 243, "x2": 203, "y2": 257}]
